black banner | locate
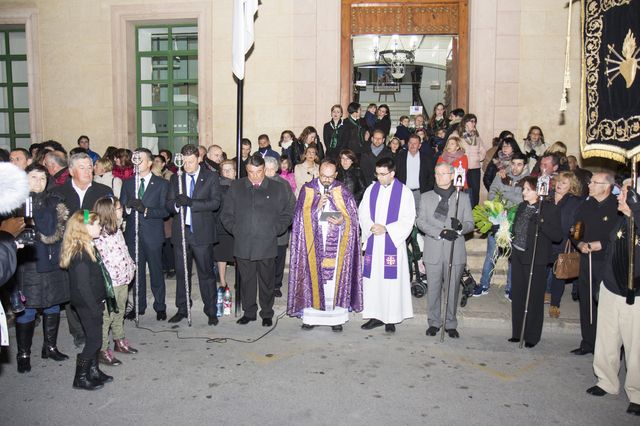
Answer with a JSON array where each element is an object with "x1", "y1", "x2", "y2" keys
[{"x1": 582, "y1": 0, "x2": 640, "y2": 162}]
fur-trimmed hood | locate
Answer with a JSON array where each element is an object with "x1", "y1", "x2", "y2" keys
[{"x1": 0, "y1": 162, "x2": 29, "y2": 215}]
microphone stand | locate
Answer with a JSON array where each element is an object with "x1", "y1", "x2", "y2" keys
[
  {"x1": 131, "y1": 151, "x2": 142, "y2": 326},
  {"x1": 174, "y1": 153, "x2": 192, "y2": 326}
]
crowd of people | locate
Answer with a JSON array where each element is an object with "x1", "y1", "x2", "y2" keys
[{"x1": 0, "y1": 102, "x2": 638, "y2": 416}]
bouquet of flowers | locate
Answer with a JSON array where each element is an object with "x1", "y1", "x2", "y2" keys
[{"x1": 472, "y1": 193, "x2": 517, "y2": 259}]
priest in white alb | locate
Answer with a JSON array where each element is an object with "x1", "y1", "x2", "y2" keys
[{"x1": 359, "y1": 157, "x2": 415, "y2": 333}]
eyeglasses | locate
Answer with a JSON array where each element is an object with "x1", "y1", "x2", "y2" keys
[
  {"x1": 435, "y1": 172, "x2": 453, "y2": 176},
  {"x1": 375, "y1": 171, "x2": 392, "y2": 177},
  {"x1": 589, "y1": 181, "x2": 608, "y2": 185}
]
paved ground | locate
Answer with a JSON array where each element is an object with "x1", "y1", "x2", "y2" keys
[
  {"x1": 1, "y1": 282, "x2": 635, "y2": 425},
  {"x1": 2, "y1": 237, "x2": 627, "y2": 425}
]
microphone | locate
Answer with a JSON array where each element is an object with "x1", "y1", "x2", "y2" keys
[{"x1": 0, "y1": 163, "x2": 29, "y2": 215}]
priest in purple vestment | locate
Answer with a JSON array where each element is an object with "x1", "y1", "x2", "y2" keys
[{"x1": 287, "y1": 159, "x2": 363, "y2": 332}]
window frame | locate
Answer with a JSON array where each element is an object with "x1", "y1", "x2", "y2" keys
[
  {"x1": 135, "y1": 23, "x2": 198, "y2": 153},
  {"x1": 0, "y1": 27, "x2": 30, "y2": 150}
]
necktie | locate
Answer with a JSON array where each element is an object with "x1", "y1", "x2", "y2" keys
[
  {"x1": 138, "y1": 177, "x2": 145, "y2": 199},
  {"x1": 186, "y1": 174, "x2": 195, "y2": 232}
]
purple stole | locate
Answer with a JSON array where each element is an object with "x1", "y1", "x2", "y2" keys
[{"x1": 363, "y1": 179, "x2": 403, "y2": 279}]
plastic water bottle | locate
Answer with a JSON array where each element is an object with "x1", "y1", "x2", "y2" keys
[
  {"x1": 223, "y1": 286, "x2": 232, "y2": 316},
  {"x1": 216, "y1": 287, "x2": 224, "y2": 317}
]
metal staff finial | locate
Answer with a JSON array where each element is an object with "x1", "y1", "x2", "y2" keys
[
  {"x1": 132, "y1": 149, "x2": 142, "y2": 326},
  {"x1": 173, "y1": 151, "x2": 192, "y2": 326}
]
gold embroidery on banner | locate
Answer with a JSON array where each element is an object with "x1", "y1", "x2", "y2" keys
[
  {"x1": 606, "y1": 29, "x2": 638, "y2": 88},
  {"x1": 581, "y1": 0, "x2": 640, "y2": 161}
]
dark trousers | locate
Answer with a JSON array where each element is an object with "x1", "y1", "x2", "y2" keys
[
  {"x1": 274, "y1": 245, "x2": 288, "y2": 290},
  {"x1": 133, "y1": 238, "x2": 166, "y2": 313},
  {"x1": 236, "y1": 257, "x2": 275, "y2": 319},
  {"x1": 578, "y1": 258, "x2": 601, "y2": 351},
  {"x1": 549, "y1": 265, "x2": 572, "y2": 307},
  {"x1": 66, "y1": 304, "x2": 85, "y2": 341},
  {"x1": 467, "y1": 168, "x2": 481, "y2": 208},
  {"x1": 173, "y1": 230, "x2": 216, "y2": 318},
  {"x1": 511, "y1": 250, "x2": 547, "y2": 345},
  {"x1": 75, "y1": 306, "x2": 103, "y2": 360},
  {"x1": 162, "y1": 237, "x2": 175, "y2": 272}
]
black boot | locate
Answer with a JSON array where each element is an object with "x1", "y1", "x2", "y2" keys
[
  {"x1": 72, "y1": 355, "x2": 104, "y2": 391},
  {"x1": 15, "y1": 320, "x2": 35, "y2": 373},
  {"x1": 41, "y1": 313, "x2": 69, "y2": 361},
  {"x1": 89, "y1": 353, "x2": 113, "y2": 384}
]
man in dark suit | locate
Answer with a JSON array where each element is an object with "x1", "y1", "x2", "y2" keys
[
  {"x1": 120, "y1": 148, "x2": 169, "y2": 321},
  {"x1": 166, "y1": 144, "x2": 222, "y2": 325},
  {"x1": 51, "y1": 152, "x2": 112, "y2": 347},
  {"x1": 395, "y1": 134, "x2": 435, "y2": 215},
  {"x1": 360, "y1": 129, "x2": 393, "y2": 186},
  {"x1": 221, "y1": 154, "x2": 295, "y2": 326}
]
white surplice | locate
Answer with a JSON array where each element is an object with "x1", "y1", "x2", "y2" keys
[
  {"x1": 302, "y1": 183, "x2": 350, "y2": 326},
  {"x1": 359, "y1": 180, "x2": 415, "y2": 324}
]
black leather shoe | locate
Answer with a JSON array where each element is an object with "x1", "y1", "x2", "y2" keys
[
  {"x1": 425, "y1": 326, "x2": 439, "y2": 336},
  {"x1": 446, "y1": 329, "x2": 460, "y2": 338},
  {"x1": 125, "y1": 309, "x2": 145, "y2": 321},
  {"x1": 262, "y1": 318, "x2": 272, "y2": 327},
  {"x1": 361, "y1": 319, "x2": 384, "y2": 330},
  {"x1": 385, "y1": 324, "x2": 396, "y2": 333},
  {"x1": 156, "y1": 311, "x2": 167, "y2": 321},
  {"x1": 165, "y1": 270, "x2": 176, "y2": 279},
  {"x1": 208, "y1": 316, "x2": 219, "y2": 326},
  {"x1": 524, "y1": 342, "x2": 536, "y2": 348},
  {"x1": 571, "y1": 347, "x2": 593, "y2": 355},
  {"x1": 168, "y1": 312, "x2": 187, "y2": 323},
  {"x1": 301, "y1": 324, "x2": 315, "y2": 330},
  {"x1": 627, "y1": 402, "x2": 640, "y2": 415},
  {"x1": 273, "y1": 288, "x2": 282, "y2": 298},
  {"x1": 236, "y1": 316, "x2": 256, "y2": 325},
  {"x1": 508, "y1": 337, "x2": 520, "y2": 343},
  {"x1": 331, "y1": 325, "x2": 343, "y2": 332},
  {"x1": 586, "y1": 385, "x2": 607, "y2": 396}
]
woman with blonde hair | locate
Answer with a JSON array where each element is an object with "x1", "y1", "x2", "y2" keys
[
  {"x1": 93, "y1": 196, "x2": 136, "y2": 366},
  {"x1": 548, "y1": 171, "x2": 583, "y2": 318},
  {"x1": 60, "y1": 210, "x2": 115, "y2": 390},
  {"x1": 437, "y1": 136, "x2": 469, "y2": 189},
  {"x1": 93, "y1": 157, "x2": 122, "y2": 198}
]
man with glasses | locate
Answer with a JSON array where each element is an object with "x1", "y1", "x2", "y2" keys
[
  {"x1": 570, "y1": 172, "x2": 619, "y2": 355},
  {"x1": 287, "y1": 159, "x2": 362, "y2": 332},
  {"x1": 359, "y1": 157, "x2": 415, "y2": 333},
  {"x1": 417, "y1": 162, "x2": 474, "y2": 338}
]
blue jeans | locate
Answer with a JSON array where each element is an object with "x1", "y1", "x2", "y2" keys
[
  {"x1": 16, "y1": 305, "x2": 60, "y2": 324},
  {"x1": 480, "y1": 234, "x2": 512, "y2": 291}
]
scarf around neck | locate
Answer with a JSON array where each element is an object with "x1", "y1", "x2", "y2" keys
[
  {"x1": 433, "y1": 185, "x2": 455, "y2": 222},
  {"x1": 441, "y1": 150, "x2": 464, "y2": 165}
]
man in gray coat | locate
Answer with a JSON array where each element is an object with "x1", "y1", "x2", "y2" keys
[{"x1": 417, "y1": 162, "x2": 474, "y2": 338}]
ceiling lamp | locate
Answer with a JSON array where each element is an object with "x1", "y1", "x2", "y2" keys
[{"x1": 373, "y1": 35, "x2": 417, "y2": 79}]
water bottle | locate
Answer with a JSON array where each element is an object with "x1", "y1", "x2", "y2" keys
[
  {"x1": 223, "y1": 286, "x2": 232, "y2": 316},
  {"x1": 216, "y1": 287, "x2": 224, "y2": 317}
]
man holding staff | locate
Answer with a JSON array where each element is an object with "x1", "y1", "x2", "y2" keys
[{"x1": 418, "y1": 162, "x2": 474, "y2": 339}]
